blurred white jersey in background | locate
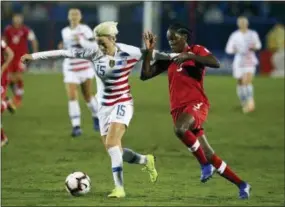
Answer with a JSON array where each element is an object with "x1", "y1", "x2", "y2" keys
[{"x1": 225, "y1": 29, "x2": 262, "y2": 78}]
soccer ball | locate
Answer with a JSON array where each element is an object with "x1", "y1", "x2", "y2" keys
[{"x1": 65, "y1": 172, "x2": 91, "y2": 196}]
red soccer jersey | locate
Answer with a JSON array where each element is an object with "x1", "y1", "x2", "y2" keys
[
  {"x1": 4, "y1": 25, "x2": 34, "y2": 59},
  {"x1": 168, "y1": 45, "x2": 211, "y2": 112}
]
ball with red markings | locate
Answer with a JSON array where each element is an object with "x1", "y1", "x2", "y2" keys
[{"x1": 65, "y1": 172, "x2": 91, "y2": 196}]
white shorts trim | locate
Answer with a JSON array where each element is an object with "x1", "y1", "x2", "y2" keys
[
  {"x1": 233, "y1": 67, "x2": 256, "y2": 79},
  {"x1": 98, "y1": 100, "x2": 134, "y2": 136}
]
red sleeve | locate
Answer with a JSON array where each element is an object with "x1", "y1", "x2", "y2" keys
[{"x1": 192, "y1": 45, "x2": 212, "y2": 57}]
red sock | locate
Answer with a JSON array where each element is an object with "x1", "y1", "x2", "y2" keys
[
  {"x1": 182, "y1": 130, "x2": 208, "y2": 165},
  {"x1": 210, "y1": 154, "x2": 243, "y2": 186}
]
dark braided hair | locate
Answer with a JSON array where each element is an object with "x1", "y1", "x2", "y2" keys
[{"x1": 168, "y1": 23, "x2": 192, "y2": 43}]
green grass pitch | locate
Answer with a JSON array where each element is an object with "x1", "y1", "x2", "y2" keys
[{"x1": 1, "y1": 74, "x2": 284, "y2": 206}]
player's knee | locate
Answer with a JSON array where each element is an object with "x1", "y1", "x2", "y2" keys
[
  {"x1": 174, "y1": 125, "x2": 187, "y2": 139},
  {"x1": 105, "y1": 137, "x2": 119, "y2": 149},
  {"x1": 67, "y1": 90, "x2": 77, "y2": 100}
]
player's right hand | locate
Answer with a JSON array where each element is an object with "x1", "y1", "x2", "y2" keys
[
  {"x1": 21, "y1": 54, "x2": 33, "y2": 64},
  {"x1": 143, "y1": 31, "x2": 156, "y2": 50}
]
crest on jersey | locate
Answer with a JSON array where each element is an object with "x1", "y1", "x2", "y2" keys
[{"x1": 109, "y1": 60, "x2": 115, "y2": 68}]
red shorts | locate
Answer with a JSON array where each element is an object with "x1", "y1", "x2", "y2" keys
[
  {"x1": 171, "y1": 101, "x2": 209, "y2": 136},
  {"x1": 8, "y1": 57, "x2": 26, "y2": 73}
]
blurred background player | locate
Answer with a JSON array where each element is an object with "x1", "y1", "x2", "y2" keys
[
  {"x1": 266, "y1": 23, "x2": 285, "y2": 77},
  {"x1": 141, "y1": 25, "x2": 251, "y2": 199},
  {"x1": 21, "y1": 21, "x2": 160, "y2": 198},
  {"x1": 58, "y1": 8, "x2": 99, "y2": 137},
  {"x1": 3, "y1": 13, "x2": 38, "y2": 107},
  {"x1": 1, "y1": 40, "x2": 15, "y2": 147},
  {"x1": 225, "y1": 16, "x2": 262, "y2": 113}
]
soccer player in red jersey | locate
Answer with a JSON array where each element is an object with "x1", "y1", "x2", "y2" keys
[
  {"x1": 1, "y1": 40, "x2": 15, "y2": 147},
  {"x1": 140, "y1": 24, "x2": 251, "y2": 199},
  {"x1": 3, "y1": 13, "x2": 38, "y2": 106}
]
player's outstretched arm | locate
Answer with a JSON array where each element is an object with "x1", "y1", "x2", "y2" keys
[{"x1": 21, "y1": 48, "x2": 98, "y2": 64}]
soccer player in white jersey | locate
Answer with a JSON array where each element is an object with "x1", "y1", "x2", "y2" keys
[
  {"x1": 225, "y1": 16, "x2": 262, "y2": 113},
  {"x1": 21, "y1": 21, "x2": 162, "y2": 198},
  {"x1": 59, "y1": 8, "x2": 99, "y2": 137}
]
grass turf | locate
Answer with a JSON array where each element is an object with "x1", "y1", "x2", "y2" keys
[{"x1": 1, "y1": 74, "x2": 284, "y2": 206}]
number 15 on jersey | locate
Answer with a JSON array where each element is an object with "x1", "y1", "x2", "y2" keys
[{"x1": 96, "y1": 65, "x2": 105, "y2": 76}]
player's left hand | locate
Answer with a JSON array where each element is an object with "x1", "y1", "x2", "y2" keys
[
  {"x1": 172, "y1": 52, "x2": 195, "y2": 65},
  {"x1": 21, "y1": 54, "x2": 34, "y2": 64},
  {"x1": 143, "y1": 31, "x2": 157, "y2": 50}
]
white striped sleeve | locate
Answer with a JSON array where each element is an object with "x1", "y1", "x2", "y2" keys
[{"x1": 31, "y1": 48, "x2": 98, "y2": 60}]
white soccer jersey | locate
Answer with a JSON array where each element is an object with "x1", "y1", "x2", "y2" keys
[
  {"x1": 61, "y1": 24, "x2": 94, "y2": 72},
  {"x1": 93, "y1": 43, "x2": 142, "y2": 106},
  {"x1": 31, "y1": 43, "x2": 144, "y2": 106},
  {"x1": 225, "y1": 29, "x2": 262, "y2": 69}
]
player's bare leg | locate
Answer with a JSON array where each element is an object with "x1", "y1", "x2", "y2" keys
[
  {"x1": 174, "y1": 113, "x2": 214, "y2": 182},
  {"x1": 199, "y1": 134, "x2": 251, "y2": 199},
  {"x1": 103, "y1": 122, "x2": 126, "y2": 198},
  {"x1": 11, "y1": 72, "x2": 24, "y2": 107},
  {"x1": 80, "y1": 79, "x2": 99, "y2": 131},
  {"x1": 65, "y1": 83, "x2": 82, "y2": 137},
  {"x1": 242, "y1": 72, "x2": 255, "y2": 113}
]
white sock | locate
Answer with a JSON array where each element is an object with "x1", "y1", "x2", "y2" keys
[
  {"x1": 68, "y1": 100, "x2": 81, "y2": 127},
  {"x1": 237, "y1": 85, "x2": 248, "y2": 105},
  {"x1": 246, "y1": 84, "x2": 254, "y2": 100},
  {"x1": 15, "y1": 88, "x2": 24, "y2": 96},
  {"x1": 86, "y1": 96, "x2": 98, "y2": 117},
  {"x1": 108, "y1": 146, "x2": 124, "y2": 188}
]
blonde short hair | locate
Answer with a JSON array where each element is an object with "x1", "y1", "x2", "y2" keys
[{"x1": 93, "y1": 21, "x2": 119, "y2": 37}]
